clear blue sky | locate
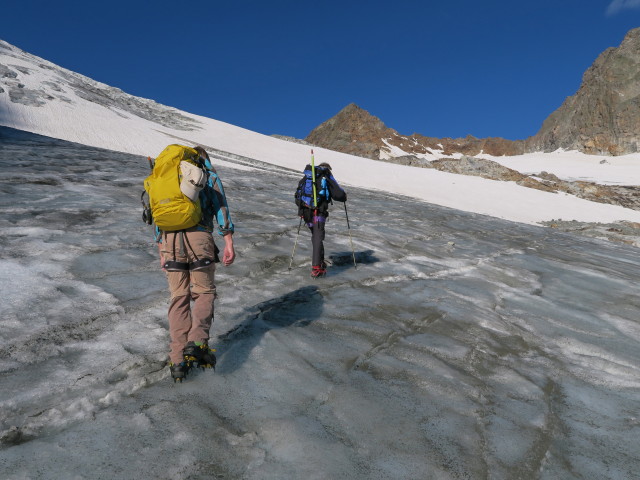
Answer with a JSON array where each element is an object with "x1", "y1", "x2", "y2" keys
[{"x1": 4, "y1": 1, "x2": 640, "y2": 140}]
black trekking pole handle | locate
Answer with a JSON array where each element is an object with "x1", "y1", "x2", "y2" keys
[{"x1": 344, "y1": 202, "x2": 357, "y2": 269}]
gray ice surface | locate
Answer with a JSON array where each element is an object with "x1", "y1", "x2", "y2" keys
[{"x1": 0, "y1": 127, "x2": 639, "y2": 479}]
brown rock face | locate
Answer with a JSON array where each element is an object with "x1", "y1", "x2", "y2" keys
[
  {"x1": 528, "y1": 27, "x2": 640, "y2": 155},
  {"x1": 305, "y1": 104, "x2": 524, "y2": 160},
  {"x1": 305, "y1": 103, "x2": 394, "y2": 159}
]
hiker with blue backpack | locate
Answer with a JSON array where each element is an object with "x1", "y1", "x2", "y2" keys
[
  {"x1": 294, "y1": 160, "x2": 347, "y2": 277},
  {"x1": 143, "y1": 145, "x2": 235, "y2": 382}
]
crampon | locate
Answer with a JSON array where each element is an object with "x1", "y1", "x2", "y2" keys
[
  {"x1": 183, "y1": 341, "x2": 217, "y2": 371},
  {"x1": 169, "y1": 362, "x2": 190, "y2": 383}
]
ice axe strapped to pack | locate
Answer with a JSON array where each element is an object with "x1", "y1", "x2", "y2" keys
[
  {"x1": 141, "y1": 191, "x2": 153, "y2": 225},
  {"x1": 162, "y1": 230, "x2": 220, "y2": 272}
]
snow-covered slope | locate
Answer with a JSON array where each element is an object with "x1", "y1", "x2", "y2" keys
[{"x1": 2, "y1": 38, "x2": 640, "y2": 226}]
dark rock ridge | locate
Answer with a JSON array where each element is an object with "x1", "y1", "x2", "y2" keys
[
  {"x1": 529, "y1": 27, "x2": 640, "y2": 155},
  {"x1": 306, "y1": 28, "x2": 640, "y2": 158}
]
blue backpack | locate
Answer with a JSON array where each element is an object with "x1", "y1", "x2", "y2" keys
[{"x1": 295, "y1": 165, "x2": 330, "y2": 210}]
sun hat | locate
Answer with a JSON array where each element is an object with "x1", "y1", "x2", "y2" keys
[{"x1": 179, "y1": 161, "x2": 206, "y2": 201}]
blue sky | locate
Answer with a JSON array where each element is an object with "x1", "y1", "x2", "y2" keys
[{"x1": 3, "y1": 1, "x2": 640, "y2": 140}]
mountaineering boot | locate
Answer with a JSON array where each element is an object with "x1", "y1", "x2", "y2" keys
[
  {"x1": 169, "y1": 362, "x2": 189, "y2": 383},
  {"x1": 183, "y1": 341, "x2": 217, "y2": 370},
  {"x1": 311, "y1": 265, "x2": 326, "y2": 278}
]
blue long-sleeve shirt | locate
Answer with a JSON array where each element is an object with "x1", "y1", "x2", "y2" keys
[{"x1": 197, "y1": 159, "x2": 234, "y2": 236}]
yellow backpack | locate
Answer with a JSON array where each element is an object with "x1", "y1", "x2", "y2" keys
[{"x1": 143, "y1": 145, "x2": 204, "y2": 231}]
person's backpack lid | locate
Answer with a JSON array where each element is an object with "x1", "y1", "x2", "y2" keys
[{"x1": 179, "y1": 161, "x2": 206, "y2": 202}]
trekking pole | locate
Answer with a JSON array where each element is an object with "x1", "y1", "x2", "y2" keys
[
  {"x1": 344, "y1": 202, "x2": 357, "y2": 269},
  {"x1": 288, "y1": 216, "x2": 303, "y2": 271}
]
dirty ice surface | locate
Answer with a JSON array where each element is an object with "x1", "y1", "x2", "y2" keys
[{"x1": 0, "y1": 127, "x2": 639, "y2": 480}]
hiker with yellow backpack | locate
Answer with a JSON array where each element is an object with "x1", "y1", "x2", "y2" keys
[{"x1": 143, "y1": 145, "x2": 235, "y2": 382}]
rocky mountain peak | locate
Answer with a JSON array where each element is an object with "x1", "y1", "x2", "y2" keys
[
  {"x1": 529, "y1": 27, "x2": 640, "y2": 155},
  {"x1": 306, "y1": 103, "x2": 524, "y2": 160},
  {"x1": 305, "y1": 103, "x2": 396, "y2": 159}
]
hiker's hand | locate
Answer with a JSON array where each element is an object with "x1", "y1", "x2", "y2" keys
[{"x1": 222, "y1": 234, "x2": 235, "y2": 266}]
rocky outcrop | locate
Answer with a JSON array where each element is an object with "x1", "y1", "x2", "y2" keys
[
  {"x1": 305, "y1": 104, "x2": 524, "y2": 160},
  {"x1": 305, "y1": 103, "x2": 394, "y2": 159},
  {"x1": 378, "y1": 153, "x2": 640, "y2": 210},
  {"x1": 528, "y1": 28, "x2": 640, "y2": 155},
  {"x1": 533, "y1": 172, "x2": 640, "y2": 209},
  {"x1": 427, "y1": 156, "x2": 553, "y2": 192}
]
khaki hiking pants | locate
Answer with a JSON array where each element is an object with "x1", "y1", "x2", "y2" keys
[{"x1": 160, "y1": 229, "x2": 217, "y2": 365}]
